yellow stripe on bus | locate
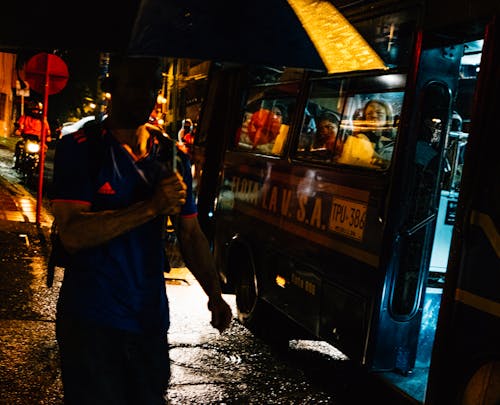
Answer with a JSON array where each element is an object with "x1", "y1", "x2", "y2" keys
[
  {"x1": 470, "y1": 210, "x2": 500, "y2": 258},
  {"x1": 455, "y1": 289, "x2": 500, "y2": 318}
]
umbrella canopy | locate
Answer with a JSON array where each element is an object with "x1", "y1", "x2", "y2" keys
[
  {"x1": 129, "y1": 0, "x2": 386, "y2": 73},
  {"x1": 1, "y1": 0, "x2": 386, "y2": 74}
]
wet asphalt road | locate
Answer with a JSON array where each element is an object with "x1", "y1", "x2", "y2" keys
[{"x1": 0, "y1": 136, "x2": 378, "y2": 405}]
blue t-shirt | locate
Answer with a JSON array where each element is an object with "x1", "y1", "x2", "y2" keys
[{"x1": 51, "y1": 124, "x2": 197, "y2": 336}]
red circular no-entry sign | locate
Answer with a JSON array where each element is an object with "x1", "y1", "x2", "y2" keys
[{"x1": 25, "y1": 53, "x2": 69, "y2": 95}]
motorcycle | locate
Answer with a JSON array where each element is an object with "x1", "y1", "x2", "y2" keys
[{"x1": 14, "y1": 134, "x2": 41, "y2": 184}]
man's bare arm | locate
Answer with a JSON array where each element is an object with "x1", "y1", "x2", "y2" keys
[
  {"x1": 53, "y1": 172, "x2": 187, "y2": 253},
  {"x1": 176, "y1": 215, "x2": 233, "y2": 332}
]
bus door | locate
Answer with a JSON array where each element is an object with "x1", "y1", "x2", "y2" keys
[
  {"x1": 425, "y1": 17, "x2": 500, "y2": 405},
  {"x1": 372, "y1": 26, "x2": 491, "y2": 405},
  {"x1": 375, "y1": 74, "x2": 458, "y2": 371}
]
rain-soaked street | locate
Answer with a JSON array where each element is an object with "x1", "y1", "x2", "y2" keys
[{"x1": 0, "y1": 136, "x2": 384, "y2": 405}]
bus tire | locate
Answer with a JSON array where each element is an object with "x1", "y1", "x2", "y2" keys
[
  {"x1": 234, "y1": 253, "x2": 261, "y2": 328},
  {"x1": 233, "y1": 252, "x2": 290, "y2": 350}
]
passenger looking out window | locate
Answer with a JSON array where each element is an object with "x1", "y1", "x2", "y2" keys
[
  {"x1": 338, "y1": 98, "x2": 397, "y2": 169},
  {"x1": 310, "y1": 111, "x2": 342, "y2": 158}
]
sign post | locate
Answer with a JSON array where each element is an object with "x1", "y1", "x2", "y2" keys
[{"x1": 24, "y1": 53, "x2": 69, "y2": 225}]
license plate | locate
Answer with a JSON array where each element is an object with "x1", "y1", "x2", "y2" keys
[{"x1": 329, "y1": 197, "x2": 367, "y2": 241}]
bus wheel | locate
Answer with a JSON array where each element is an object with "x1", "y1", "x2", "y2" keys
[
  {"x1": 234, "y1": 260, "x2": 290, "y2": 349},
  {"x1": 234, "y1": 258, "x2": 260, "y2": 327}
]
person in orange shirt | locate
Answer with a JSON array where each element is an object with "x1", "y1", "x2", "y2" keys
[{"x1": 13, "y1": 101, "x2": 51, "y2": 168}]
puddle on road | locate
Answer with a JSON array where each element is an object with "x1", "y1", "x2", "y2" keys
[{"x1": 290, "y1": 339, "x2": 349, "y2": 360}]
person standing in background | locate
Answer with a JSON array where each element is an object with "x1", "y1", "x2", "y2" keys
[
  {"x1": 177, "y1": 118, "x2": 195, "y2": 156},
  {"x1": 177, "y1": 118, "x2": 194, "y2": 145}
]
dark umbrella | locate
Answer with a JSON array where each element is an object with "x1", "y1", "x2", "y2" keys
[
  {"x1": 128, "y1": 0, "x2": 386, "y2": 73},
  {"x1": 1, "y1": 0, "x2": 385, "y2": 73}
]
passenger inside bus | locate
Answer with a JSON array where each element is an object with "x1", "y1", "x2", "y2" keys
[
  {"x1": 310, "y1": 111, "x2": 342, "y2": 158},
  {"x1": 242, "y1": 106, "x2": 289, "y2": 154},
  {"x1": 337, "y1": 98, "x2": 396, "y2": 168},
  {"x1": 248, "y1": 107, "x2": 281, "y2": 145}
]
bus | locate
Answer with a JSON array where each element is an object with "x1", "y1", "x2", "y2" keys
[{"x1": 191, "y1": 1, "x2": 500, "y2": 403}]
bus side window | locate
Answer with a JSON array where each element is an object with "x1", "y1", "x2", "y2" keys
[
  {"x1": 335, "y1": 92, "x2": 404, "y2": 170},
  {"x1": 294, "y1": 79, "x2": 345, "y2": 163},
  {"x1": 235, "y1": 95, "x2": 296, "y2": 156}
]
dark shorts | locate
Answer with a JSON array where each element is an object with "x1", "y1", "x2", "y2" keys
[{"x1": 56, "y1": 317, "x2": 171, "y2": 405}]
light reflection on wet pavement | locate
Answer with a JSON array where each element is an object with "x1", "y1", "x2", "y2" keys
[
  {"x1": 1, "y1": 243, "x2": 348, "y2": 405},
  {"x1": 166, "y1": 268, "x2": 343, "y2": 404},
  {"x1": 0, "y1": 220, "x2": 63, "y2": 405},
  {"x1": 1, "y1": 254, "x2": 345, "y2": 404}
]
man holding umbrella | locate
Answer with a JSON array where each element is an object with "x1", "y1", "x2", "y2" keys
[{"x1": 51, "y1": 54, "x2": 232, "y2": 404}]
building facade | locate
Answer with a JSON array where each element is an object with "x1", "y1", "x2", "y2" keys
[{"x1": 0, "y1": 52, "x2": 18, "y2": 138}]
